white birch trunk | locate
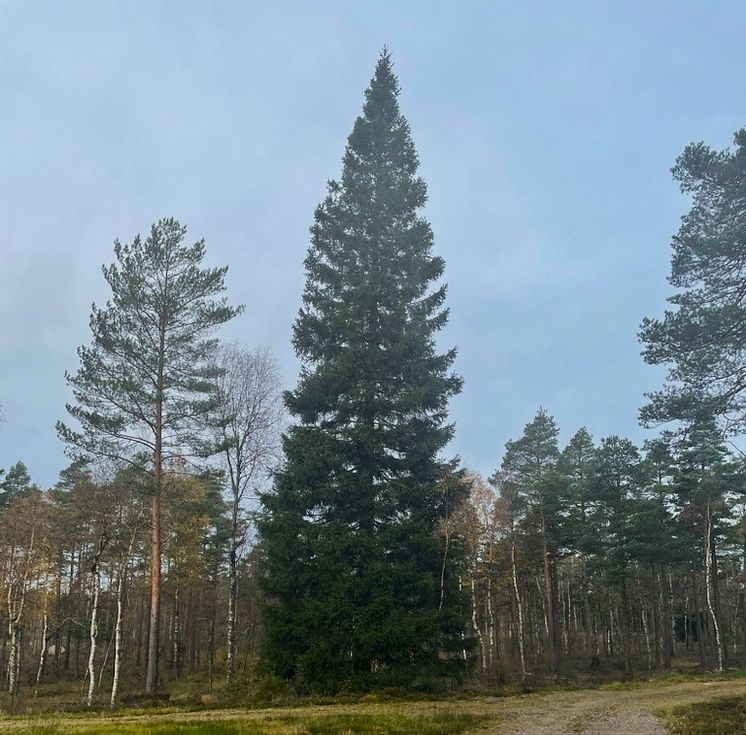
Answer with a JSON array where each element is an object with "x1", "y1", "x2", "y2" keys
[
  {"x1": 7, "y1": 527, "x2": 35, "y2": 697},
  {"x1": 704, "y1": 500, "x2": 724, "y2": 672},
  {"x1": 486, "y1": 574, "x2": 495, "y2": 668},
  {"x1": 86, "y1": 569, "x2": 100, "y2": 707},
  {"x1": 34, "y1": 611, "x2": 48, "y2": 698},
  {"x1": 458, "y1": 575, "x2": 467, "y2": 661},
  {"x1": 511, "y1": 540, "x2": 527, "y2": 677},
  {"x1": 7, "y1": 624, "x2": 18, "y2": 696},
  {"x1": 226, "y1": 529, "x2": 237, "y2": 680},
  {"x1": 641, "y1": 602, "x2": 651, "y2": 670},
  {"x1": 110, "y1": 568, "x2": 125, "y2": 707},
  {"x1": 471, "y1": 576, "x2": 486, "y2": 669}
]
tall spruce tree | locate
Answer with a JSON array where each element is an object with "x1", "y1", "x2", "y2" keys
[
  {"x1": 58, "y1": 218, "x2": 241, "y2": 691},
  {"x1": 258, "y1": 51, "x2": 466, "y2": 691}
]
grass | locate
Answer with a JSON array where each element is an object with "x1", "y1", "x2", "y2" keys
[
  {"x1": 664, "y1": 696, "x2": 746, "y2": 735},
  {"x1": 6, "y1": 710, "x2": 481, "y2": 735},
  {"x1": 6, "y1": 671, "x2": 746, "y2": 735}
]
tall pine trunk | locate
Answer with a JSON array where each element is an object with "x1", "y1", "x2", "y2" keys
[{"x1": 146, "y1": 332, "x2": 165, "y2": 694}]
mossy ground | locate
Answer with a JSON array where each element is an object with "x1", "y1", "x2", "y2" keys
[{"x1": 664, "y1": 696, "x2": 746, "y2": 735}]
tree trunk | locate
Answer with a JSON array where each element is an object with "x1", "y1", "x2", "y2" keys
[
  {"x1": 86, "y1": 569, "x2": 100, "y2": 707},
  {"x1": 511, "y1": 539, "x2": 527, "y2": 676},
  {"x1": 146, "y1": 320, "x2": 165, "y2": 694},
  {"x1": 539, "y1": 507, "x2": 559, "y2": 670},
  {"x1": 471, "y1": 576, "x2": 486, "y2": 669},
  {"x1": 146, "y1": 490, "x2": 162, "y2": 693},
  {"x1": 34, "y1": 611, "x2": 48, "y2": 698},
  {"x1": 618, "y1": 579, "x2": 632, "y2": 675},
  {"x1": 110, "y1": 570, "x2": 125, "y2": 708},
  {"x1": 704, "y1": 500, "x2": 724, "y2": 672},
  {"x1": 226, "y1": 501, "x2": 238, "y2": 680}
]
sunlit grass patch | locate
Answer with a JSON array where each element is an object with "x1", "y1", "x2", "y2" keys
[
  {"x1": 664, "y1": 696, "x2": 746, "y2": 735},
  {"x1": 10, "y1": 710, "x2": 482, "y2": 735}
]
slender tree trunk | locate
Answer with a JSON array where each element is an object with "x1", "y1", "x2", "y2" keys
[
  {"x1": 641, "y1": 598, "x2": 652, "y2": 671},
  {"x1": 539, "y1": 507, "x2": 559, "y2": 670},
  {"x1": 741, "y1": 505, "x2": 746, "y2": 654},
  {"x1": 511, "y1": 539, "x2": 527, "y2": 676},
  {"x1": 704, "y1": 500, "x2": 724, "y2": 672},
  {"x1": 438, "y1": 500, "x2": 450, "y2": 612},
  {"x1": 146, "y1": 490, "x2": 162, "y2": 692},
  {"x1": 146, "y1": 320, "x2": 165, "y2": 694},
  {"x1": 692, "y1": 573, "x2": 705, "y2": 666},
  {"x1": 173, "y1": 586, "x2": 181, "y2": 678},
  {"x1": 7, "y1": 528, "x2": 34, "y2": 697},
  {"x1": 458, "y1": 575, "x2": 467, "y2": 661},
  {"x1": 471, "y1": 576, "x2": 486, "y2": 669},
  {"x1": 208, "y1": 591, "x2": 216, "y2": 692},
  {"x1": 86, "y1": 571, "x2": 101, "y2": 707},
  {"x1": 111, "y1": 570, "x2": 125, "y2": 708},
  {"x1": 7, "y1": 624, "x2": 18, "y2": 697},
  {"x1": 618, "y1": 579, "x2": 632, "y2": 675},
  {"x1": 86, "y1": 569, "x2": 100, "y2": 707},
  {"x1": 486, "y1": 572, "x2": 495, "y2": 669},
  {"x1": 226, "y1": 498, "x2": 239, "y2": 680},
  {"x1": 34, "y1": 592, "x2": 49, "y2": 699},
  {"x1": 582, "y1": 558, "x2": 593, "y2": 655}
]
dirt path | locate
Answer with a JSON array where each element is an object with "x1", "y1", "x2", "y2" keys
[
  {"x1": 0, "y1": 677, "x2": 743, "y2": 733},
  {"x1": 492, "y1": 678, "x2": 746, "y2": 734}
]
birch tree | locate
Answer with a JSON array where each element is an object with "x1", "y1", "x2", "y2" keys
[{"x1": 211, "y1": 343, "x2": 282, "y2": 680}]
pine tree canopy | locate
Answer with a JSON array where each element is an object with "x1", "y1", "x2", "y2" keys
[
  {"x1": 640, "y1": 130, "x2": 746, "y2": 431},
  {"x1": 0, "y1": 460, "x2": 32, "y2": 506},
  {"x1": 258, "y1": 50, "x2": 467, "y2": 691},
  {"x1": 57, "y1": 218, "x2": 242, "y2": 474}
]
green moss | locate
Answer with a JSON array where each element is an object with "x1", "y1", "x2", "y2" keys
[{"x1": 665, "y1": 696, "x2": 746, "y2": 735}]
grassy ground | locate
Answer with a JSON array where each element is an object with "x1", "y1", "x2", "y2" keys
[
  {"x1": 0, "y1": 710, "x2": 479, "y2": 735},
  {"x1": 0, "y1": 709, "x2": 480, "y2": 735},
  {"x1": 664, "y1": 696, "x2": 746, "y2": 735},
  {"x1": 1, "y1": 673, "x2": 746, "y2": 734}
]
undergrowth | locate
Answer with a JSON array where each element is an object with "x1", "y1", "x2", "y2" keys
[{"x1": 664, "y1": 695, "x2": 746, "y2": 735}]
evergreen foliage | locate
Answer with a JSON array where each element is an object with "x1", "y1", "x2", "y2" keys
[
  {"x1": 640, "y1": 129, "x2": 746, "y2": 431},
  {"x1": 258, "y1": 51, "x2": 467, "y2": 691},
  {"x1": 0, "y1": 460, "x2": 32, "y2": 505}
]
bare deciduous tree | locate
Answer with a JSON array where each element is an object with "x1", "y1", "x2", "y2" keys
[{"x1": 212, "y1": 344, "x2": 283, "y2": 680}]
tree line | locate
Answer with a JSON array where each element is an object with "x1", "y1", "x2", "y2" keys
[
  {"x1": 461, "y1": 412, "x2": 744, "y2": 680},
  {"x1": 1, "y1": 50, "x2": 746, "y2": 704}
]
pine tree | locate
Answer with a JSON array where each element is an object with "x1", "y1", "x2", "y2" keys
[
  {"x1": 671, "y1": 422, "x2": 735, "y2": 670},
  {"x1": 559, "y1": 428, "x2": 598, "y2": 654},
  {"x1": 0, "y1": 460, "x2": 32, "y2": 506},
  {"x1": 501, "y1": 408, "x2": 563, "y2": 670},
  {"x1": 58, "y1": 218, "x2": 241, "y2": 691},
  {"x1": 640, "y1": 129, "x2": 746, "y2": 431},
  {"x1": 592, "y1": 436, "x2": 642, "y2": 674},
  {"x1": 258, "y1": 51, "x2": 466, "y2": 691}
]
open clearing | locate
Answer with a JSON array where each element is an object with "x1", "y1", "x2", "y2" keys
[{"x1": 1, "y1": 677, "x2": 745, "y2": 735}]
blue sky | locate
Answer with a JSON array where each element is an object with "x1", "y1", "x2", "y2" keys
[{"x1": 1, "y1": 1, "x2": 745, "y2": 487}]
